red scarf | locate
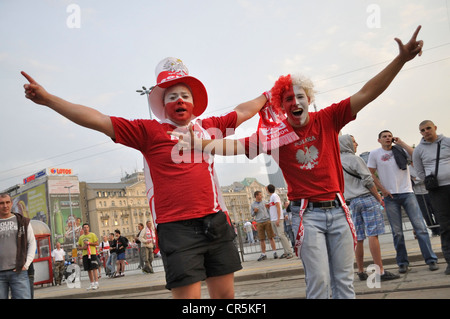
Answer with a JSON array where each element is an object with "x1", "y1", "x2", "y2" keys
[
  {"x1": 257, "y1": 94, "x2": 299, "y2": 151},
  {"x1": 146, "y1": 227, "x2": 156, "y2": 243}
]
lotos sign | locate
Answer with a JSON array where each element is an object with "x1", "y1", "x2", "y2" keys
[{"x1": 49, "y1": 168, "x2": 73, "y2": 175}]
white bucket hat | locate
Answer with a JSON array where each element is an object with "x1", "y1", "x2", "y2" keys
[{"x1": 148, "y1": 57, "x2": 208, "y2": 121}]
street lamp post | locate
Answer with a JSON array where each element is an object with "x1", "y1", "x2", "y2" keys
[
  {"x1": 136, "y1": 86, "x2": 155, "y2": 231},
  {"x1": 64, "y1": 185, "x2": 76, "y2": 248},
  {"x1": 136, "y1": 86, "x2": 154, "y2": 120}
]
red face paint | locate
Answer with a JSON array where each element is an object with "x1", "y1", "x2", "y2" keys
[
  {"x1": 165, "y1": 99, "x2": 194, "y2": 125},
  {"x1": 282, "y1": 85, "x2": 310, "y2": 127},
  {"x1": 164, "y1": 83, "x2": 195, "y2": 125}
]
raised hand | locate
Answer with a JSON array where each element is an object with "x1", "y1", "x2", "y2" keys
[
  {"x1": 21, "y1": 71, "x2": 51, "y2": 105},
  {"x1": 394, "y1": 25, "x2": 424, "y2": 62},
  {"x1": 21, "y1": 71, "x2": 116, "y2": 138}
]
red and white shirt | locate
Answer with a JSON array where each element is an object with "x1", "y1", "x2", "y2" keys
[
  {"x1": 241, "y1": 98, "x2": 355, "y2": 202},
  {"x1": 111, "y1": 112, "x2": 237, "y2": 224}
]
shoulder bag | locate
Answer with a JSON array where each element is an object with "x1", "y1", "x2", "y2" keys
[{"x1": 424, "y1": 141, "x2": 441, "y2": 191}]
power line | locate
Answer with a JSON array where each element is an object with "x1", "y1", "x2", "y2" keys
[
  {"x1": 3, "y1": 43, "x2": 449, "y2": 185},
  {"x1": 315, "y1": 42, "x2": 450, "y2": 83},
  {"x1": 0, "y1": 141, "x2": 111, "y2": 175},
  {"x1": 203, "y1": 49, "x2": 450, "y2": 116},
  {"x1": 318, "y1": 56, "x2": 450, "y2": 95},
  {"x1": 0, "y1": 147, "x2": 123, "y2": 184}
]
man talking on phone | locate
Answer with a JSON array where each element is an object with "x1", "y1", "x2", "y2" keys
[{"x1": 367, "y1": 130, "x2": 438, "y2": 274}]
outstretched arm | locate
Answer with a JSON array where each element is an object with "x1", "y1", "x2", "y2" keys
[
  {"x1": 350, "y1": 25, "x2": 424, "y2": 116},
  {"x1": 169, "y1": 125, "x2": 246, "y2": 155},
  {"x1": 22, "y1": 71, "x2": 115, "y2": 139},
  {"x1": 203, "y1": 138, "x2": 245, "y2": 155},
  {"x1": 233, "y1": 94, "x2": 268, "y2": 127}
]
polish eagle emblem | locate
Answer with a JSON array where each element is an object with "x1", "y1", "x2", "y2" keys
[{"x1": 296, "y1": 146, "x2": 319, "y2": 170}]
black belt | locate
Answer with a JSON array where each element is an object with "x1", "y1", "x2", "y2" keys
[{"x1": 292, "y1": 199, "x2": 341, "y2": 210}]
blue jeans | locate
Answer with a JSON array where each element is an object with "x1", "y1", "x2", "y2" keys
[
  {"x1": 384, "y1": 193, "x2": 438, "y2": 266},
  {"x1": 0, "y1": 270, "x2": 31, "y2": 299},
  {"x1": 106, "y1": 252, "x2": 117, "y2": 274},
  {"x1": 291, "y1": 204, "x2": 355, "y2": 299}
]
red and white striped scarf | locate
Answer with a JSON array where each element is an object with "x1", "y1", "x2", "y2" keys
[
  {"x1": 146, "y1": 226, "x2": 156, "y2": 243},
  {"x1": 257, "y1": 94, "x2": 299, "y2": 152}
]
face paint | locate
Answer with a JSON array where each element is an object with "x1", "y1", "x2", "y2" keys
[
  {"x1": 164, "y1": 83, "x2": 195, "y2": 125},
  {"x1": 281, "y1": 85, "x2": 310, "y2": 127},
  {"x1": 164, "y1": 99, "x2": 195, "y2": 125}
]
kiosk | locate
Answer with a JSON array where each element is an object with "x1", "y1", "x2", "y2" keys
[{"x1": 30, "y1": 220, "x2": 54, "y2": 286}]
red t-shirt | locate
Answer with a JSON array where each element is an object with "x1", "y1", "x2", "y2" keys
[
  {"x1": 241, "y1": 98, "x2": 355, "y2": 202},
  {"x1": 110, "y1": 112, "x2": 237, "y2": 224}
]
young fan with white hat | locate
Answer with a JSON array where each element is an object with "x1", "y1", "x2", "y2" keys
[
  {"x1": 148, "y1": 57, "x2": 208, "y2": 122},
  {"x1": 21, "y1": 56, "x2": 268, "y2": 299}
]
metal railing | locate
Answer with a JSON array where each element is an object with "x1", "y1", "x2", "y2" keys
[{"x1": 68, "y1": 207, "x2": 440, "y2": 281}]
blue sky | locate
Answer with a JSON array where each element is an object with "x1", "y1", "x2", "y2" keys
[{"x1": 1, "y1": 0, "x2": 450, "y2": 191}]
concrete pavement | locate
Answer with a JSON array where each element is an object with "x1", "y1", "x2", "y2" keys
[{"x1": 33, "y1": 235, "x2": 449, "y2": 299}]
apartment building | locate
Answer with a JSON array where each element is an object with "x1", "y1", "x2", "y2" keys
[{"x1": 80, "y1": 172, "x2": 151, "y2": 241}]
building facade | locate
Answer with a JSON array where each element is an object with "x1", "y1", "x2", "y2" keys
[
  {"x1": 4, "y1": 169, "x2": 288, "y2": 244},
  {"x1": 7, "y1": 168, "x2": 82, "y2": 251},
  {"x1": 80, "y1": 172, "x2": 152, "y2": 241}
]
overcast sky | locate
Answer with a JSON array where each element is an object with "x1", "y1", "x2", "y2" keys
[{"x1": 1, "y1": 0, "x2": 450, "y2": 192}]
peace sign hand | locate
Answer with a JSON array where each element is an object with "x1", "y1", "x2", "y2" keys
[{"x1": 395, "y1": 25, "x2": 424, "y2": 63}]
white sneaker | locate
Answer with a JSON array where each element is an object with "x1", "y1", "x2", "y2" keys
[{"x1": 86, "y1": 283, "x2": 98, "y2": 290}]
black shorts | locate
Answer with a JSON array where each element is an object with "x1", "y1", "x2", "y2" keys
[
  {"x1": 82, "y1": 254, "x2": 99, "y2": 271},
  {"x1": 157, "y1": 212, "x2": 242, "y2": 290}
]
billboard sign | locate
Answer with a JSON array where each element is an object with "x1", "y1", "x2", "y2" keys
[
  {"x1": 48, "y1": 168, "x2": 73, "y2": 175},
  {"x1": 23, "y1": 169, "x2": 47, "y2": 184}
]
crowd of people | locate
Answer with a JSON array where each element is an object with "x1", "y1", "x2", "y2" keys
[
  {"x1": 2, "y1": 25, "x2": 447, "y2": 299},
  {"x1": 166, "y1": 25, "x2": 449, "y2": 299},
  {"x1": 245, "y1": 186, "x2": 295, "y2": 261},
  {"x1": 50, "y1": 221, "x2": 158, "y2": 289}
]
